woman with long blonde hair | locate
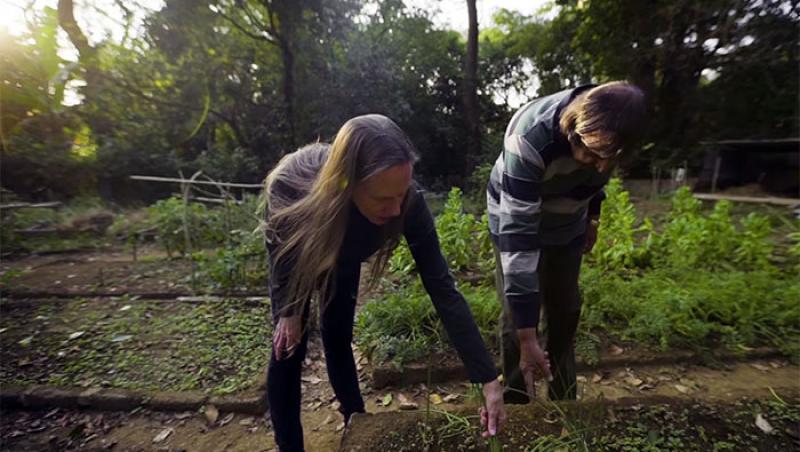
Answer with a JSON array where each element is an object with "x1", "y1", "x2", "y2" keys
[{"x1": 264, "y1": 114, "x2": 505, "y2": 451}]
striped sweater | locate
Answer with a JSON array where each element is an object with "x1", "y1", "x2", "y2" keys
[{"x1": 487, "y1": 85, "x2": 609, "y2": 329}]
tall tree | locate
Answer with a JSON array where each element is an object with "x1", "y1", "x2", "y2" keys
[
  {"x1": 462, "y1": 0, "x2": 481, "y2": 181},
  {"x1": 212, "y1": 0, "x2": 318, "y2": 148}
]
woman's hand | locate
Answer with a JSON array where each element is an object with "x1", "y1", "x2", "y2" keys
[
  {"x1": 479, "y1": 378, "x2": 507, "y2": 437},
  {"x1": 517, "y1": 328, "x2": 553, "y2": 397},
  {"x1": 273, "y1": 315, "x2": 303, "y2": 360}
]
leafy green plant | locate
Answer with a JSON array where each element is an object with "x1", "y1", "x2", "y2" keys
[
  {"x1": 146, "y1": 197, "x2": 214, "y2": 256},
  {"x1": 145, "y1": 195, "x2": 261, "y2": 258},
  {"x1": 591, "y1": 181, "x2": 778, "y2": 274},
  {"x1": 390, "y1": 187, "x2": 494, "y2": 279},
  {"x1": 580, "y1": 266, "x2": 800, "y2": 359},
  {"x1": 590, "y1": 178, "x2": 651, "y2": 270},
  {"x1": 355, "y1": 282, "x2": 499, "y2": 366},
  {"x1": 193, "y1": 228, "x2": 267, "y2": 291},
  {"x1": 734, "y1": 212, "x2": 774, "y2": 269},
  {"x1": 788, "y1": 231, "x2": 800, "y2": 273}
]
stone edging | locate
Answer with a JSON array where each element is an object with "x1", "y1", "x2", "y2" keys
[
  {"x1": 0, "y1": 385, "x2": 267, "y2": 415},
  {"x1": 0, "y1": 291, "x2": 267, "y2": 301},
  {"x1": 370, "y1": 347, "x2": 785, "y2": 388}
]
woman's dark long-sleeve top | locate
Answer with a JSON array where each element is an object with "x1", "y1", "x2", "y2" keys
[{"x1": 267, "y1": 186, "x2": 499, "y2": 384}]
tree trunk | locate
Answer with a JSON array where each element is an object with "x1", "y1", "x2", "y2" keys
[
  {"x1": 267, "y1": 0, "x2": 300, "y2": 149},
  {"x1": 279, "y1": 36, "x2": 297, "y2": 148},
  {"x1": 462, "y1": 0, "x2": 481, "y2": 184}
]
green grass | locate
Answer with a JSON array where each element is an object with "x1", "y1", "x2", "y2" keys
[{"x1": 0, "y1": 297, "x2": 272, "y2": 394}]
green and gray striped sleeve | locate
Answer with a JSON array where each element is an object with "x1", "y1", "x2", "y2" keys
[{"x1": 490, "y1": 131, "x2": 546, "y2": 329}]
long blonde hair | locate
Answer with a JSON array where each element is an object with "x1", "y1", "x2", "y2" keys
[{"x1": 264, "y1": 114, "x2": 418, "y2": 317}]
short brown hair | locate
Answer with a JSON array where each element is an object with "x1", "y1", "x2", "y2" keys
[{"x1": 559, "y1": 81, "x2": 647, "y2": 157}]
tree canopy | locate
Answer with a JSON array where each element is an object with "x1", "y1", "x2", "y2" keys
[{"x1": 1, "y1": 0, "x2": 797, "y2": 201}]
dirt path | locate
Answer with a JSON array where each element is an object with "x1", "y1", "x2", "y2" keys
[{"x1": 2, "y1": 356, "x2": 797, "y2": 451}]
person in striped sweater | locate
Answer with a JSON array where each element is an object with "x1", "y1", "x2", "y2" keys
[{"x1": 487, "y1": 82, "x2": 647, "y2": 403}]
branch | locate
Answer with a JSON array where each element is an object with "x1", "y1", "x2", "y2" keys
[
  {"x1": 57, "y1": 0, "x2": 96, "y2": 61},
  {"x1": 216, "y1": 7, "x2": 277, "y2": 44},
  {"x1": 241, "y1": 2, "x2": 271, "y2": 34}
]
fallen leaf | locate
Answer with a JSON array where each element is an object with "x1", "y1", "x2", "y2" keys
[
  {"x1": 219, "y1": 413, "x2": 234, "y2": 427},
  {"x1": 674, "y1": 384, "x2": 690, "y2": 394},
  {"x1": 609, "y1": 345, "x2": 624, "y2": 356},
  {"x1": 119, "y1": 305, "x2": 131, "y2": 311},
  {"x1": 443, "y1": 394, "x2": 459, "y2": 403},
  {"x1": 301, "y1": 375, "x2": 322, "y2": 384},
  {"x1": 68, "y1": 331, "x2": 85, "y2": 340},
  {"x1": 239, "y1": 417, "x2": 255, "y2": 426},
  {"x1": 19, "y1": 336, "x2": 33, "y2": 346},
  {"x1": 751, "y1": 363, "x2": 771, "y2": 372},
  {"x1": 625, "y1": 377, "x2": 644, "y2": 387},
  {"x1": 429, "y1": 394, "x2": 443, "y2": 405},
  {"x1": 591, "y1": 373, "x2": 604, "y2": 384},
  {"x1": 755, "y1": 414, "x2": 774, "y2": 434},
  {"x1": 0, "y1": 327, "x2": 8, "y2": 334},
  {"x1": 543, "y1": 413, "x2": 559, "y2": 424},
  {"x1": 111, "y1": 335, "x2": 133, "y2": 343},
  {"x1": 398, "y1": 393, "x2": 412, "y2": 404},
  {"x1": 152, "y1": 427, "x2": 173, "y2": 443},
  {"x1": 204, "y1": 405, "x2": 219, "y2": 425},
  {"x1": 381, "y1": 393, "x2": 393, "y2": 407},
  {"x1": 400, "y1": 401, "x2": 418, "y2": 410}
]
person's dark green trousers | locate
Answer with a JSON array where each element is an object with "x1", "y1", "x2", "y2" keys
[{"x1": 494, "y1": 234, "x2": 584, "y2": 403}]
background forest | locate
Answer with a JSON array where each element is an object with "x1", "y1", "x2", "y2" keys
[{"x1": 2, "y1": 0, "x2": 797, "y2": 202}]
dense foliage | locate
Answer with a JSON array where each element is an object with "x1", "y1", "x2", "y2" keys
[
  {"x1": 2, "y1": 1, "x2": 796, "y2": 200},
  {"x1": 360, "y1": 180, "x2": 800, "y2": 366}
]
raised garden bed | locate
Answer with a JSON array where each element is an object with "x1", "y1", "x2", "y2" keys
[
  {"x1": 0, "y1": 297, "x2": 272, "y2": 396},
  {"x1": 342, "y1": 395, "x2": 800, "y2": 451},
  {"x1": 368, "y1": 346, "x2": 786, "y2": 389}
]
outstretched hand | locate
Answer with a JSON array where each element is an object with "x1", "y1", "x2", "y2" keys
[
  {"x1": 517, "y1": 328, "x2": 553, "y2": 397},
  {"x1": 479, "y1": 378, "x2": 507, "y2": 438}
]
